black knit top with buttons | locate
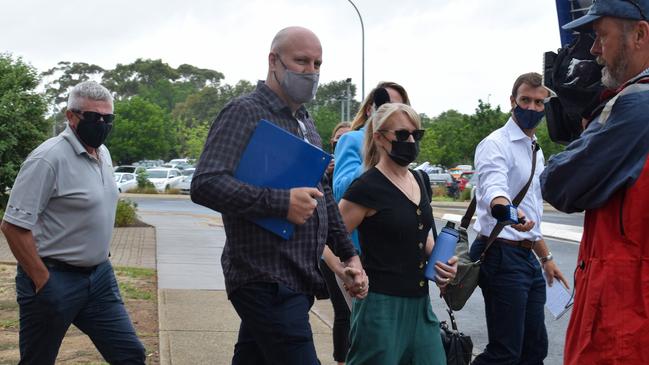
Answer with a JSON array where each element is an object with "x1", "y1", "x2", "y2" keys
[{"x1": 343, "y1": 167, "x2": 432, "y2": 297}]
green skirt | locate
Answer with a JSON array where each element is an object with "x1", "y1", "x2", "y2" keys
[{"x1": 347, "y1": 292, "x2": 446, "y2": 365}]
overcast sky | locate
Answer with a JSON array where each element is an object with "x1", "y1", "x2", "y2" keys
[{"x1": 1, "y1": 0, "x2": 563, "y2": 117}]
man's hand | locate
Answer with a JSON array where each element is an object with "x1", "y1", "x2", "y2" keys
[
  {"x1": 512, "y1": 208, "x2": 536, "y2": 232},
  {"x1": 287, "y1": 187, "x2": 323, "y2": 225},
  {"x1": 32, "y1": 269, "x2": 50, "y2": 293},
  {"x1": 543, "y1": 260, "x2": 570, "y2": 289}
]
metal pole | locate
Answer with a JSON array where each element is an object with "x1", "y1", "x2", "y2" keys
[
  {"x1": 340, "y1": 98, "x2": 345, "y2": 122},
  {"x1": 346, "y1": 81, "x2": 352, "y2": 121},
  {"x1": 347, "y1": 0, "x2": 365, "y2": 100}
]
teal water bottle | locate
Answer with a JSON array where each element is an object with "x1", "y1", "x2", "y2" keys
[{"x1": 425, "y1": 221, "x2": 459, "y2": 282}]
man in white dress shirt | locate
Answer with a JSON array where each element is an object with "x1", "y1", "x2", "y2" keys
[{"x1": 469, "y1": 72, "x2": 568, "y2": 365}]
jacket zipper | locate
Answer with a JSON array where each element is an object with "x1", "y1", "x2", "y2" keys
[{"x1": 619, "y1": 189, "x2": 626, "y2": 236}]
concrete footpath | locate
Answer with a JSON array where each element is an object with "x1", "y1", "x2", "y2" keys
[{"x1": 0, "y1": 197, "x2": 584, "y2": 364}]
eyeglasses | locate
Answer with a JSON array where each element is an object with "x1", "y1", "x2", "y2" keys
[
  {"x1": 378, "y1": 129, "x2": 425, "y2": 142},
  {"x1": 72, "y1": 110, "x2": 115, "y2": 124},
  {"x1": 622, "y1": 0, "x2": 648, "y2": 21}
]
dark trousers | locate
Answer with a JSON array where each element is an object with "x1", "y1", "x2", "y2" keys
[
  {"x1": 15, "y1": 260, "x2": 145, "y2": 365},
  {"x1": 319, "y1": 259, "x2": 351, "y2": 362},
  {"x1": 230, "y1": 282, "x2": 320, "y2": 365},
  {"x1": 469, "y1": 239, "x2": 548, "y2": 365}
]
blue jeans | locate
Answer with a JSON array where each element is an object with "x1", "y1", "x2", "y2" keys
[
  {"x1": 229, "y1": 282, "x2": 320, "y2": 365},
  {"x1": 469, "y1": 239, "x2": 548, "y2": 365},
  {"x1": 15, "y1": 260, "x2": 145, "y2": 365}
]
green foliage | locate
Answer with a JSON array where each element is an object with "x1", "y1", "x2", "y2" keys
[
  {"x1": 180, "y1": 123, "x2": 210, "y2": 159},
  {"x1": 535, "y1": 120, "x2": 566, "y2": 158},
  {"x1": 107, "y1": 96, "x2": 179, "y2": 163},
  {"x1": 136, "y1": 171, "x2": 153, "y2": 189},
  {"x1": 118, "y1": 281, "x2": 153, "y2": 300},
  {"x1": 307, "y1": 80, "x2": 360, "y2": 152},
  {"x1": 419, "y1": 101, "x2": 508, "y2": 168},
  {"x1": 114, "y1": 199, "x2": 138, "y2": 227},
  {"x1": 460, "y1": 187, "x2": 472, "y2": 201},
  {"x1": 0, "y1": 54, "x2": 49, "y2": 209}
]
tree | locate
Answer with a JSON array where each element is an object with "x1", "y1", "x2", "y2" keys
[
  {"x1": 106, "y1": 97, "x2": 179, "y2": 163},
  {"x1": 0, "y1": 54, "x2": 49, "y2": 208}
]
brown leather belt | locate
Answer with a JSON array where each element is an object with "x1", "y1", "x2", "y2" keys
[{"x1": 478, "y1": 235, "x2": 536, "y2": 250}]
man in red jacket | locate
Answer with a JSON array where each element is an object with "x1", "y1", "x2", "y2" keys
[{"x1": 541, "y1": 1, "x2": 649, "y2": 363}]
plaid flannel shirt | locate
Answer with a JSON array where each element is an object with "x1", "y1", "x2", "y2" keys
[{"x1": 191, "y1": 81, "x2": 357, "y2": 298}]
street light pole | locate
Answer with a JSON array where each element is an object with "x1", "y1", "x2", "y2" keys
[{"x1": 347, "y1": 0, "x2": 365, "y2": 100}]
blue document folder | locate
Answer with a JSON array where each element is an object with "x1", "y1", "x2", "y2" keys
[{"x1": 234, "y1": 120, "x2": 332, "y2": 239}]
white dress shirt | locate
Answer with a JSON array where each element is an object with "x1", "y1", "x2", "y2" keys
[{"x1": 473, "y1": 118, "x2": 545, "y2": 241}]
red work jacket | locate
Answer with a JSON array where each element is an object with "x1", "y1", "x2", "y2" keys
[{"x1": 564, "y1": 157, "x2": 649, "y2": 364}]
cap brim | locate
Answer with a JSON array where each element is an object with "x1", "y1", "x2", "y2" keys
[{"x1": 563, "y1": 14, "x2": 601, "y2": 30}]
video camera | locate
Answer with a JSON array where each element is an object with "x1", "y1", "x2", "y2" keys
[
  {"x1": 543, "y1": 33, "x2": 604, "y2": 145},
  {"x1": 543, "y1": 0, "x2": 604, "y2": 145}
]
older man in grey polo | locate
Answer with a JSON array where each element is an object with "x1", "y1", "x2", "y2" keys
[{"x1": 0, "y1": 81, "x2": 145, "y2": 364}]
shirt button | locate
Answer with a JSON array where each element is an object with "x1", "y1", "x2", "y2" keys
[
  {"x1": 419, "y1": 281, "x2": 425, "y2": 287},
  {"x1": 419, "y1": 262, "x2": 424, "y2": 269},
  {"x1": 418, "y1": 223, "x2": 423, "y2": 230},
  {"x1": 416, "y1": 209, "x2": 421, "y2": 216},
  {"x1": 418, "y1": 242, "x2": 424, "y2": 249}
]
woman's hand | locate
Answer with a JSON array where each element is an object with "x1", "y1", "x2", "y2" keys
[{"x1": 434, "y1": 255, "x2": 458, "y2": 290}]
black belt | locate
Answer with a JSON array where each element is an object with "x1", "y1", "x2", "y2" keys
[
  {"x1": 41, "y1": 258, "x2": 98, "y2": 274},
  {"x1": 478, "y1": 235, "x2": 536, "y2": 250}
]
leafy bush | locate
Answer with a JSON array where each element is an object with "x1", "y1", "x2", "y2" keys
[
  {"x1": 130, "y1": 186, "x2": 158, "y2": 194},
  {"x1": 460, "y1": 188, "x2": 472, "y2": 201},
  {"x1": 432, "y1": 186, "x2": 448, "y2": 197},
  {"x1": 136, "y1": 171, "x2": 154, "y2": 189},
  {"x1": 114, "y1": 199, "x2": 138, "y2": 227}
]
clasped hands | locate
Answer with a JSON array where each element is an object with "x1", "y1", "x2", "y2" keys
[{"x1": 338, "y1": 263, "x2": 369, "y2": 299}]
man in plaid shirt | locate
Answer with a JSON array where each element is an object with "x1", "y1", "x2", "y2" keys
[{"x1": 191, "y1": 26, "x2": 367, "y2": 365}]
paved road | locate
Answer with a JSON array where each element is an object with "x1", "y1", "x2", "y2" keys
[{"x1": 129, "y1": 195, "x2": 580, "y2": 364}]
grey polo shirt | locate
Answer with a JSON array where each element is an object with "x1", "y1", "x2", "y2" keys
[{"x1": 3, "y1": 125, "x2": 118, "y2": 267}]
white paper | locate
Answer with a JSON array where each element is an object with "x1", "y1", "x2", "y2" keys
[
  {"x1": 545, "y1": 279, "x2": 573, "y2": 320},
  {"x1": 335, "y1": 274, "x2": 353, "y2": 311}
]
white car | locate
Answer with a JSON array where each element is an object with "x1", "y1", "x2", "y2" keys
[
  {"x1": 114, "y1": 172, "x2": 137, "y2": 193},
  {"x1": 146, "y1": 168, "x2": 183, "y2": 192}
]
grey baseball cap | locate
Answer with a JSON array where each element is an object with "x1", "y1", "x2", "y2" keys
[{"x1": 563, "y1": 0, "x2": 649, "y2": 30}]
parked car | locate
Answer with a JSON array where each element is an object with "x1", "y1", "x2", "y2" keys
[
  {"x1": 146, "y1": 168, "x2": 183, "y2": 192},
  {"x1": 134, "y1": 160, "x2": 163, "y2": 168},
  {"x1": 177, "y1": 171, "x2": 194, "y2": 195},
  {"x1": 181, "y1": 167, "x2": 195, "y2": 176},
  {"x1": 114, "y1": 165, "x2": 146, "y2": 174},
  {"x1": 114, "y1": 172, "x2": 137, "y2": 193},
  {"x1": 428, "y1": 173, "x2": 453, "y2": 188},
  {"x1": 457, "y1": 171, "x2": 475, "y2": 191}
]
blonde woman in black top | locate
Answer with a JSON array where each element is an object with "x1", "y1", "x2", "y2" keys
[{"x1": 339, "y1": 103, "x2": 457, "y2": 365}]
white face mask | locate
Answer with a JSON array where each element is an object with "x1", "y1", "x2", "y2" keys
[{"x1": 274, "y1": 55, "x2": 319, "y2": 104}]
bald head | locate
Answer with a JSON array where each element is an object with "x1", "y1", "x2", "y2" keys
[
  {"x1": 270, "y1": 26, "x2": 321, "y2": 54},
  {"x1": 266, "y1": 26, "x2": 323, "y2": 111}
]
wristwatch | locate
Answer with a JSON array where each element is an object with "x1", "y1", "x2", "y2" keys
[{"x1": 540, "y1": 252, "x2": 553, "y2": 264}]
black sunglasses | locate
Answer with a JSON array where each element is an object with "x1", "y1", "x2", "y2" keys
[
  {"x1": 72, "y1": 110, "x2": 115, "y2": 124},
  {"x1": 379, "y1": 129, "x2": 425, "y2": 142}
]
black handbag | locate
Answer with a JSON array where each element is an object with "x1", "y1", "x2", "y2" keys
[{"x1": 440, "y1": 307, "x2": 473, "y2": 365}]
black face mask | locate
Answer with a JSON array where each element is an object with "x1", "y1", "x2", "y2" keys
[
  {"x1": 387, "y1": 140, "x2": 419, "y2": 166},
  {"x1": 75, "y1": 116, "x2": 112, "y2": 148}
]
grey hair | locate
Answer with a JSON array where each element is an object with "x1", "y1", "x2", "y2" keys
[{"x1": 67, "y1": 81, "x2": 113, "y2": 111}]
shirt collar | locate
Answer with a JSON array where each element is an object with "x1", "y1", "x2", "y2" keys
[
  {"x1": 61, "y1": 123, "x2": 89, "y2": 156},
  {"x1": 255, "y1": 80, "x2": 309, "y2": 120},
  {"x1": 505, "y1": 117, "x2": 536, "y2": 142}
]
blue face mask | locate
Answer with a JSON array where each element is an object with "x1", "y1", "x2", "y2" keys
[{"x1": 513, "y1": 104, "x2": 545, "y2": 130}]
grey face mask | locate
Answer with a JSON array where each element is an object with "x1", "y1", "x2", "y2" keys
[{"x1": 274, "y1": 55, "x2": 319, "y2": 104}]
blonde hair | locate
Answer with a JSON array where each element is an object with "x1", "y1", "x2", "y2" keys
[
  {"x1": 363, "y1": 103, "x2": 421, "y2": 169},
  {"x1": 350, "y1": 81, "x2": 410, "y2": 131}
]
